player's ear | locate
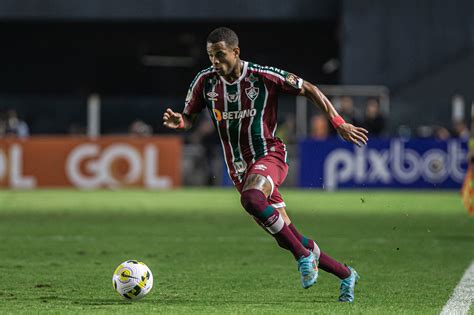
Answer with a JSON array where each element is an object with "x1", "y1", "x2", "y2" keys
[{"x1": 233, "y1": 47, "x2": 240, "y2": 58}]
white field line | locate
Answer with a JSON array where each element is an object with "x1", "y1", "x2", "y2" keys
[{"x1": 440, "y1": 261, "x2": 474, "y2": 315}]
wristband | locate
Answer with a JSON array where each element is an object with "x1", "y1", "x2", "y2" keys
[
  {"x1": 330, "y1": 116, "x2": 345, "y2": 129},
  {"x1": 177, "y1": 118, "x2": 185, "y2": 129}
]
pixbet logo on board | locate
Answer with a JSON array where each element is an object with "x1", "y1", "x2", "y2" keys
[{"x1": 323, "y1": 139, "x2": 466, "y2": 190}]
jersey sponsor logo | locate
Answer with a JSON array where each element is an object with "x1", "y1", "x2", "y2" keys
[
  {"x1": 261, "y1": 66, "x2": 286, "y2": 76},
  {"x1": 226, "y1": 93, "x2": 239, "y2": 103},
  {"x1": 245, "y1": 87, "x2": 259, "y2": 101},
  {"x1": 213, "y1": 108, "x2": 257, "y2": 122},
  {"x1": 285, "y1": 73, "x2": 302, "y2": 89},
  {"x1": 213, "y1": 109, "x2": 222, "y2": 122},
  {"x1": 254, "y1": 164, "x2": 267, "y2": 171},
  {"x1": 245, "y1": 73, "x2": 259, "y2": 83},
  {"x1": 206, "y1": 91, "x2": 219, "y2": 101}
]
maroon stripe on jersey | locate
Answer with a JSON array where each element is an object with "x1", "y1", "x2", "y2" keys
[
  {"x1": 260, "y1": 78, "x2": 279, "y2": 153},
  {"x1": 238, "y1": 79, "x2": 254, "y2": 166}
]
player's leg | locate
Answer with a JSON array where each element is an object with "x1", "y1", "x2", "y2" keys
[
  {"x1": 240, "y1": 174, "x2": 318, "y2": 288},
  {"x1": 272, "y1": 205, "x2": 320, "y2": 258},
  {"x1": 271, "y1": 189, "x2": 351, "y2": 277},
  {"x1": 273, "y1": 200, "x2": 359, "y2": 302},
  {"x1": 240, "y1": 174, "x2": 308, "y2": 260},
  {"x1": 274, "y1": 204, "x2": 350, "y2": 279}
]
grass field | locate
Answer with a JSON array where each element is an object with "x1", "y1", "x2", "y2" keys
[{"x1": 0, "y1": 189, "x2": 472, "y2": 314}]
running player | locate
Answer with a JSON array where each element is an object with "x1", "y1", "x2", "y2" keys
[{"x1": 163, "y1": 27, "x2": 368, "y2": 302}]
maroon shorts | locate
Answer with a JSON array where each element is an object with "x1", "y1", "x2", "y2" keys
[{"x1": 234, "y1": 152, "x2": 289, "y2": 209}]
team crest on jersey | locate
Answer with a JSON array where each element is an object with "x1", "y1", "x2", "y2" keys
[
  {"x1": 285, "y1": 73, "x2": 302, "y2": 89},
  {"x1": 206, "y1": 91, "x2": 219, "y2": 101},
  {"x1": 226, "y1": 93, "x2": 239, "y2": 103},
  {"x1": 245, "y1": 87, "x2": 259, "y2": 101}
]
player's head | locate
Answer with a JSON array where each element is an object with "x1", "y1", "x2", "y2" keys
[{"x1": 206, "y1": 27, "x2": 240, "y2": 76}]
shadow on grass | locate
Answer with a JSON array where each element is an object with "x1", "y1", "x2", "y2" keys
[
  {"x1": 436, "y1": 234, "x2": 474, "y2": 241},
  {"x1": 62, "y1": 295, "x2": 335, "y2": 307}
]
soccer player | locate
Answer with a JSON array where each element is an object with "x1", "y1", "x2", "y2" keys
[{"x1": 163, "y1": 27, "x2": 368, "y2": 302}]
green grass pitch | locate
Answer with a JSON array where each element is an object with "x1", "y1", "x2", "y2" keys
[{"x1": 0, "y1": 189, "x2": 472, "y2": 314}]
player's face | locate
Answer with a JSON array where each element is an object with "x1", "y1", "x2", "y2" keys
[{"x1": 206, "y1": 41, "x2": 240, "y2": 76}]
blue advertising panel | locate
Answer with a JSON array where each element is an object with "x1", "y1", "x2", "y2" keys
[{"x1": 299, "y1": 138, "x2": 468, "y2": 189}]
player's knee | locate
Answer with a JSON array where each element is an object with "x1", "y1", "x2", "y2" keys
[{"x1": 240, "y1": 189, "x2": 266, "y2": 214}]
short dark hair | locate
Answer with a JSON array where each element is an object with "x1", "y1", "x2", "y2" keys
[{"x1": 207, "y1": 27, "x2": 239, "y2": 48}]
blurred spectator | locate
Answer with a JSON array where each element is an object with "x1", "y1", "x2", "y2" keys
[
  {"x1": 310, "y1": 114, "x2": 329, "y2": 139},
  {"x1": 417, "y1": 125, "x2": 434, "y2": 138},
  {"x1": 0, "y1": 111, "x2": 6, "y2": 136},
  {"x1": 188, "y1": 114, "x2": 220, "y2": 185},
  {"x1": 339, "y1": 96, "x2": 360, "y2": 126},
  {"x1": 5, "y1": 109, "x2": 29, "y2": 138},
  {"x1": 397, "y1": 125, "x2": 412, "y2": 139},
  {"x1": 68, "y1": 123, "x2": 86, "y2": 135},
  {"x1": 434, "y1": 126, "x2": 450, "y2": 141},
  {"x1": 452, "y1": 119, "x2": 469, "y2": 140},
  {"x1": 129, "y1": 119, "x2": 153, "y2": 136},
  {"x1": 275, "y1": 114, "x2": 296, "y2": 144},
  {"x1": 362, "y1": 98, "x2": 386, "y2": 136}
]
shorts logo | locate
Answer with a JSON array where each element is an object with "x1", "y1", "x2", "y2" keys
[
  {"x1": 245, "y1": 87, "x2": 259, "y2": 101},
  {"x1": 254, "y1": 164, "x2": 267, "y2": 171},
  {"x1": 226, "y1": 93, "x2": 239, "y2": 103},
  {"x1": 206, "y1": 91, "x2": 219, "y2": 101}
]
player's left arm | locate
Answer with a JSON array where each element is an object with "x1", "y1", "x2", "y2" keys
[{"x1": 299, "y1": 80, "x2": 368, "y2": 146}]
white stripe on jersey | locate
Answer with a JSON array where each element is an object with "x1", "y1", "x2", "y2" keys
[
  {"x1": 222, "y1": 83, "x2": 240, "y2": 183},
  {"x1": 272, "y1": 122, "x2": 278, "y2": 137},
  {"x1": 236, "y1": 82, "x2": 245, "y2": 173},
  {"x1": 247, "y1": 80, "x2": 257, "y2": 164},
  {"x1": 260, "y1": 82, "x2": 269, "y2": 155}
]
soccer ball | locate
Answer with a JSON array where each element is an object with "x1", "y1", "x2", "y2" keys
[{"x1": 112, "y1": 260, "x2": 153, "y2": 300}]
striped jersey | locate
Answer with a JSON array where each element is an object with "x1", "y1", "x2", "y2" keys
[{"x1": 183, "y1": 61, "x2": 303, "y2": 183}]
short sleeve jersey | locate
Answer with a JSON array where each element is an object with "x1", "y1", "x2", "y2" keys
[{"x1": 183, "y1": 61, "x2": 303, "y2": 183}]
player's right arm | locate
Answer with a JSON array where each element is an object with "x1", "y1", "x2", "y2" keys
[
  {"x1": 162, "y1": 109, "x2": 197, "y2": 130},
  {"x1": 162, "y1": 70, "x2": 208, "y2": 131}
]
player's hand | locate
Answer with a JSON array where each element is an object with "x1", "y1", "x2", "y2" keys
[
  {"x1": 337, "y1": 123, "x2": 369, "y2": 147},
  {"x1": 162, "y1": 108, "x2": 183, "y2": 129}
]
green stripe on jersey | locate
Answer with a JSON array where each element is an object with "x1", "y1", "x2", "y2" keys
[
  {"x1": 249, "y1": 76, "x2": 267, "y2": 159},
  {"x1": 225, "y1": 84, "x2": 242, "y2": 166}
]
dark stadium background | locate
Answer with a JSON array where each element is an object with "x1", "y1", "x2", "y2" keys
[{"x1": 1, "y1": 0, "x2": 472, "y2": 136}]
